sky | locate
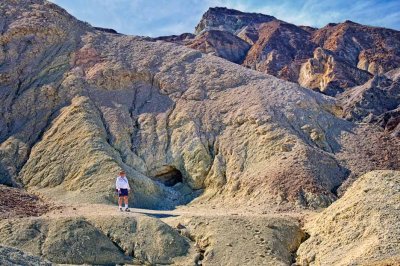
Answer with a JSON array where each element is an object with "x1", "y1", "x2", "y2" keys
[{"x1": 49, "y1": 0, "x2": 400, "y2": 37}]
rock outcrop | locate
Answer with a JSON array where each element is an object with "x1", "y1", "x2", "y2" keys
[
  {"x1": 296, "y1": 170, "x2": 400, "y2": 266},
  {"x1": 0, "y1": 245, "x2": 51, "y2": 266},
  {"x1": 1, "y1": 0, "x2": 399, "y2": 210},
  {"x1": 338, "y1": 70, "x2": 400, "y2": 137},
  {"x1": 194, "y1": 7, "x2": 275, "y2": 35},
  {"x1": 312, "y1": 21, "x2": 400, "y2": 76},
  {"x1": 0, "y1": 215, "x2": 190, "y2": 265},
  {"x1": 298, "y1": 47, "x2": 372, "y2": 96}
]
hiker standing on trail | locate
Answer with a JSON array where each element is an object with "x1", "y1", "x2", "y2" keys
[{"x1": 116, "y1": 171, "x2": 130, "y2": 212}]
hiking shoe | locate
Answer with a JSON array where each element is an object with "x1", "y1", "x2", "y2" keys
[
  {"x1": 125, "y1": 208, "x2": 130, "y2": 212},
  {"x1": 119, "y1": 207, "x2": 123, "y2": 212}
]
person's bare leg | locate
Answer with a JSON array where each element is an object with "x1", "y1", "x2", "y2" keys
[
  {"x1": 124, "y1": 196, "x2": 129, "y2": 211},
  {"x1": 118, "y1": 197, "x2": 123, "y2": 210}
]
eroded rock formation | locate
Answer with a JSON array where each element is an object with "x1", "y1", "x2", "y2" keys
[
  {"x1": 0, "y1": 215, "x2": 190, "y2": 265},
  {"x1": 1, "y1": 1, "x2": 400, "y2": 265},
  {"x1": 1, "y1": 0, "x2": 399, "y2": 211}
]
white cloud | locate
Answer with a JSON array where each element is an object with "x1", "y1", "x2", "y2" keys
[{"x1": 49, "y1": 0, "x2": 400, "y2": 37}]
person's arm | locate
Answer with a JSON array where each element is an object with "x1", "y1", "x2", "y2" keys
[{"x1": 116, "y1": 178, "x2": 120, "y2": 191}]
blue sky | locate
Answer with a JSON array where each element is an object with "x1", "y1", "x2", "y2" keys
[{"x1": 50, "y1": 0, "x2": 400, "y2": 37}]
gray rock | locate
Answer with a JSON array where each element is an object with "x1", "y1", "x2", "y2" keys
[
  {"x1": 0, "y1": 215, "x2": 190, "y2": 265},
  {"x1": 0, "y1": 245, "x2": 51, "y2": 266}
]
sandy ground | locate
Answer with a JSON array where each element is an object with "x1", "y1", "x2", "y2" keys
[{"x1": 41, "y1": 201, "x2": 316, "y2": 228}]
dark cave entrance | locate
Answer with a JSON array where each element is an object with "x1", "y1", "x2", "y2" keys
[{"x1": 153, "y1": 166, "x2": 183, "y2": 187}]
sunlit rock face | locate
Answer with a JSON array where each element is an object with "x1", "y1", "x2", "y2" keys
[{"x1": 297, "y1": 170, "x2": 400, "y2": 266}]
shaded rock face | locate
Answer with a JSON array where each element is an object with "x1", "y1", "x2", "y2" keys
[
  {"x1": 0, "y1": 0, "x2": 399, "y2": 210},
  {"x1": 242, "y1": 21, "x2": 316, "y2": 82},
  {"x1": 0, "y1": 215, "x2": 190, "y2": 265},
  {"x1": 296, "y1": 170, "x2": 400, "y2": 266},
  {"x1": 186, "y1": 30, "x2": 251, "y2": 64}
]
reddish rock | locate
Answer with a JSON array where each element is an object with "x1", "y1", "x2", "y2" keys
[
  {"x1": 156, "y1": 8, "x2": 400, "y2": 95},
  {"x1": 0, "y1": 185, "x2": 49, "y2": 218},
  {"x1": 242, "y1": 20, "x2": 316, "y2": 82},
  {"x1": 311, "y1": 20, "x2": 400, "y2": 74}
]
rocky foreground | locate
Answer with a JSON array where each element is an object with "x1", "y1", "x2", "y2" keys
[
  {"x1": 0, "y1": 1, "x2": 400, "y2": 265},
  {"x1": 0, "y1": 171, "x2": 399, "y2": 265}
]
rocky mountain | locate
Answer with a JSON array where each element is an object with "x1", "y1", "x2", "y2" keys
[
  {"x1": 156, "y1": 7, "x2": 400, "y2": 135},
  {"x1": 2, "y1": 0, "x2": 399, "y2": 211},
  {"x1": 1, "y1": 1, "x2": 400, "y2": 265},
  {"x1": 158, "y1": 7, "x2": 400, "y2": 96},
  {"x1": 194, "y1": 7, "x2": 276, "y2": 35}
]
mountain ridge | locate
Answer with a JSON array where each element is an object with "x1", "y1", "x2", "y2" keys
[{"x1": 154, "y1": 6, "x2": 400, "y2": 135}]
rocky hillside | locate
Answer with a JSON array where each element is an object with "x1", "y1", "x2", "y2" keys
[
  {"x1": 156, "y1": 7, "x2": 400, "y2": 134},
  {"x1": 0, "y1": 0, "x2": 399, "y2": 211},
  {"x1": 297, "y1": 170, "x2": 400, "y2": 265},
  {"x1": 1, "y1": 1, "x2": 400, "y2": 265},
  {"x1": 338, "y1": 69, "x2": 400, "y2": 137}
]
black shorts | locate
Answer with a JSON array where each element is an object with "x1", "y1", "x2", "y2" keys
[{"x1": 118, "y1": 188, "x2": 129, "y2": 197}]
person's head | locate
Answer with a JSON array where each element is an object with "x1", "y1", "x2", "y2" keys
[{"x1": 119, "y1": 171, "x2": 126, "y2": 177}]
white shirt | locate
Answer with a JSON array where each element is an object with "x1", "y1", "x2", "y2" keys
[{"x1": 116, "y1": 176, "x2": 130, "y2": 190}]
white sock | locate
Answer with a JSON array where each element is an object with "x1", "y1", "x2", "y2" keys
[
  {"x1": 119, "y1": 205, "x2": 122, "y2": 209},
  {"x1": 125, "y1": 204, "x2": 128, "y2": 209}
]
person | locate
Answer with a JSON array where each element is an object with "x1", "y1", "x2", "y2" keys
[{"x1": 115, "y1": 170, "x2": 130, "y2": 212}]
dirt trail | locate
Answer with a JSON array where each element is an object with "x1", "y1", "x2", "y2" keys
[{"x1": 42, "y1": 201, "x2": 314, "y2": 223}]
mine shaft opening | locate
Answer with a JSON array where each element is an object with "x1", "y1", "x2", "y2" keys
[{"x1": 153, "y1": 167, "x2": 183, "y2": 187}]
